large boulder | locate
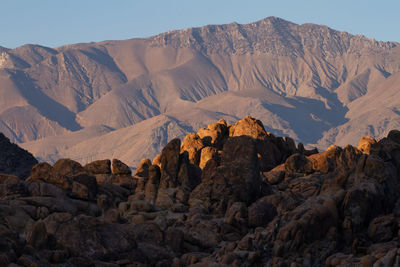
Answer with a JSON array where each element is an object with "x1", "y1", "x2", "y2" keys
[
  {"x1": 129, "y1": 222, "x2": 164, "y2": 245},
  {"x1": 84, "y1": 160, "x2": 111, "y2": 175},
  {"x1": 177, "y1": 153, "x2": 201, "y2": 192},
  {"x1": 378, "y1": 132, "x2": 400, "y2": 175},
  {"x1": 285, "y1": 153, "x2": 313, "y2": 174},
  {"x1": 357, "y1": 136, "x2": 380, "y2": 155},
  {"x1": 84, "y1": 159, "x2": 112, "y2": 185},
  {"x1": 248, "y1": 199, "x2": 277, "y2": 228},
  {"x1": 1, "y1": 175, "x2": 28, "y2": 196},
  {"x1": 368, "y1": 215, "x2": 397, "y2": 243},
  {"x1": 308, "y1": 145, "x2": 362, "y2": 174},
  {"x1": 27, "y1": 220, "x2": 51, "y2": 250},
  {"x1": 111, "y1": 159, "x2": 133, "y2": 185},
  {"x1": 197, "y1": 119, "x2": 228, "y2": 147},
  {"x1": 153, "y1": 138, "x2": 201, "y2": 207},
  {"x1": 159, "y1": 138, "x2": 181, "y2": 188},
  {"x1": 272, "y1": 195, "x2": 339, "y2": 256},
  {"x1": 111, "y1": 159, "x2": 131, "y2": 175},
  {"x1": 28, "y1": 162, "x2": 71, "y2": 190},
  {"x1": 190, "y1": 135, "x2": 260, "y2": 214},
  {"x1": 144, "y1": 165, "x2": 161, "y2": 203},
  {"x1": 181, "y1": 133, "x2": 204, "y2": 165},
  {"x1": 52, "y1": 159, "x2": 85, "y2": 177},
  {"x1": 387, "y1": 130, "x2": 400, "y2": 144},
  {"x1": 228, "y1": 116, "x2": 298, "y2": 171},
  {"x1": 229, "y1": 116, "x2": 268, "y2": 140},
  {"x1": 43, "y1": 214, "x2": 138, "y2": 260},
  {"x1": 135, "y1": 158, "x2": 152, "y2": 177},
  {"x1": 341, "y1": 179, "x2": 386, "y2": 240},
  {"x1": 199, "y1": 146, "x2": 219, "y2": 169},
  {"x1": 71, "y1": 173, "x2": 98, "y2": 200}
]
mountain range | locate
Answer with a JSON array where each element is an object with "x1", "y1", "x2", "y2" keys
[{"x1": 1, "y1": 16, "x2": 400, "y2": 167}]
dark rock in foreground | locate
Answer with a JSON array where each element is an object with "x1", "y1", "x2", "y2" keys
[
  {"x1": 0, "y1": 132, "x2": 38, "y2": 179},
  {"x1": 1, "y1": 117, "x2": 400, "y2": 266}
]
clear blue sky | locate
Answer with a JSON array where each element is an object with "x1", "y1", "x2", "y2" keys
[{"x1": 1, "y1": 0, "x2": 399, "y2": 49}]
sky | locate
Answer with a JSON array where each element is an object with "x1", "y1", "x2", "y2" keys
[{"x1": 1, "y1": 0, "x2": 399, "y2": 49}]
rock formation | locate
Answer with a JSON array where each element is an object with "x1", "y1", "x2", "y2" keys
[
  {"x1": 1, "y1": 117, "x2": 400, "y2": 266},
  {"x1": 0, "y1": 132, "x2": 37, "y2": 178}
]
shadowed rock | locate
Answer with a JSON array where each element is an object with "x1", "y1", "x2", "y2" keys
[
  {"x1": 84, "y1": 159, "x2": 111, "y2": 175},
  {"x1": 135, "y1": 158, "x2": 152, "y2": 177},
  {"x1": 159, "y1": 138, "x2": 181, "y2": 187},
  {"x1": 190, "y1": 135, "x2": 260, "y2": 214},
  {"x1": 0, "y1": 133, "x2": 37, "y2": 179},
  {"x1": 111, "y1": 159, "x2": 131, "y2": 175},
  {"x1": 197, "y1": 119, "x2": 227, "y2": 148},
  {"x1": 181, "y1": 133, "x2": 204, "y2": 165},
  {"x1": 52, "y1": 159, "x2": 85, "y2": 177}
]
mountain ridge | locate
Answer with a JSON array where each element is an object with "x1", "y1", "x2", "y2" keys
[
  {"x1": 1, "y1": 16, "x2": 400, "y2": 167},
  {"x1": 147, "y1": 16, "x2": 397, "y2": 56}
]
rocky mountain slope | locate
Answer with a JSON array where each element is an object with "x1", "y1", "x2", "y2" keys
[
  {"x1": 0, "y1": 132, "x2": 37, "y2": 178},
  {"x1": 1, "y1": 117, "x2": 400, "y2": 266},
  {"x1": 1, "y1": 17, "x2": 400, "y2": 167}
]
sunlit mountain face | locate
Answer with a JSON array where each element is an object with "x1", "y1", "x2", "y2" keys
[{"x1": 0, "y1": 16, "x2": 399, "y2": 168}]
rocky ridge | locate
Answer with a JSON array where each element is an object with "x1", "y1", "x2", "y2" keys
[
  {"x1": 1, "y1": 117, "x2": 400, "y2": 266},
  {"x1": 0, "y1": 132, "x2": 37, "y2": 178}
]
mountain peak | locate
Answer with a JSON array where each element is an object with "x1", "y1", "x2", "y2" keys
[
  {"x1": 256, "y1": 16, "x2": 296, "y2": 25},
  {"x1": 146, "y1": 16, "x2": 397, "y2": 56},
  {"x1": 2, "y1": 16, "x2": 400, "y2": 172}
]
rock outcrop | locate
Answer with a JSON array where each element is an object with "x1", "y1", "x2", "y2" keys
[
  {"x1": 0, "y1": 133, "x2": 37, "y2": 178},
  {"x1": 1, "y1": 117, "x2": 400, "y2": 266}
]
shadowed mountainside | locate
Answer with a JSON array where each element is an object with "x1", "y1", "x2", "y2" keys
[
  {"x1": 1, "y1": 17, "x2": 400, "y2": 167},
  {"x1": 0, "y1": 132, "x2": 37, "y2": 178}
]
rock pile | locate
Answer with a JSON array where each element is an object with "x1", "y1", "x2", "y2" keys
[{"x1": 1, "y1": 116, "x2": 400, "y2": 266}]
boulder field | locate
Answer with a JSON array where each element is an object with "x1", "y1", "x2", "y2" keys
[{"x1": 1, "y1": 116, "x2": 400, "y2": 266}]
